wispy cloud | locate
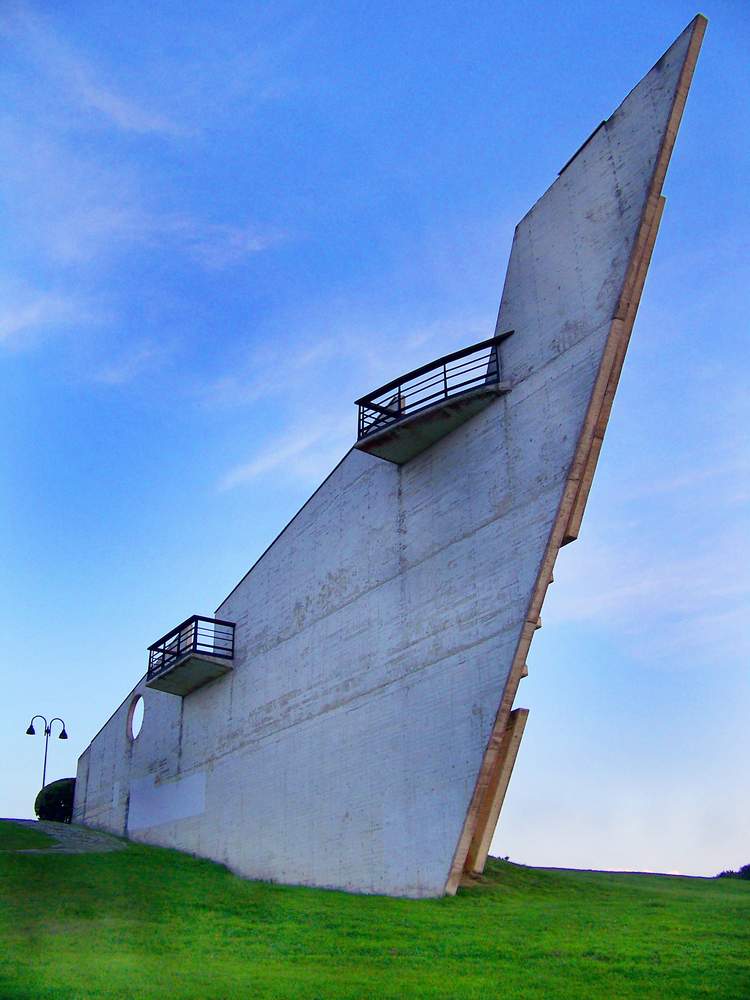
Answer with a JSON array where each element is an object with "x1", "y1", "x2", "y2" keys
[
  {"x1": 0, "y1": 3, "x2": 297, "y2": 389},
  {"x1": 213, "y1": 305, "x2": 494, "y2": 491},
  {"x1": 219, "y1": 417, "x2": 352, "y2": 491},
  {"x1": 205, "y1": 309, "x2": 490, "y2": 411},
  {"x1": 0, "y1": 125, "x2": 282, "y2": 270},
  {"x1": 0, "y1": 124, "x2": 142, "y2": 265},
  {"x1": 1, "y1": 5, "x2": 287, "y2": 270},
  {"x1": 71, "y1": 76, "x2": 184, "y2": 137},
  {"x1": 0, "y1": 286, "x2": 97, "y2": 345},
  {"x1": 0, "y1": 3, "x2": 184, "y2": 136},
  {"x1": 546, "y1": 516, "x2": 750, "y2": 667},
  {"x1": 205, "y1": 337, "x2": 340, "y2": 408},
  {"x1": 159, "y1": 217, "x2": 285, "y2": 270},
  {"x1": 620, "y1": 459, "x2": 750, "y2": 502},
  {"x1": 91, "y1": 341, "x2": 166, "y2": 385}
]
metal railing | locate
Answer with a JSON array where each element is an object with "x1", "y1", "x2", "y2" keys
[
  {"x1": 147, "y1": 615, "x2": 235, "y2": 680},
  {"x1": 355, "y1": 332, "x2": 513, "y2": 441}
]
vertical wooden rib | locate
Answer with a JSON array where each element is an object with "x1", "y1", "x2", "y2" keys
[{"x1": 563, "y1": 194, "x2": 666, "y2": 544}]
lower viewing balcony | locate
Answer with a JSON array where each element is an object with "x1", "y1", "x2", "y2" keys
[{"x1": 146, "y1": 616, "x2": 235, "y2": 697}]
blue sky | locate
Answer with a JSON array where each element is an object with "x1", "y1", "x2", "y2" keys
[{"x1": 1, "y1": 0, "x2": 747, "y2": 877}]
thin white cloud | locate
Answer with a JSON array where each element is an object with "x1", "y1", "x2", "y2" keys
[
  {"x1": 91, "y1": 342, "x2": 166, "y2": 385},
  {"x1": 618, "y1": 459, "x2": 750, "y2": 503},
  {"x1": 159, "y1": 217, "x2": 285, "y2": 270},
  {"x1": 204, "y1": 337, "x2": 340, "y2": 408},
  {"x1": 0, "y1": 3, "x2": 184, "y2": 136},
  {"x1": 0, "y1": 125, "x2": 281, "y2": 269},
  {"x1": 546, "y1": 517, "x2": 750, "y2": 667},
  {"x1": 0, "y1": 124, "x2": 149, "y2": 264},
  {"x1": 72, "y1": 76, "x2": 184, "y2": 137},
  {"x1": 0, "y1": 288, "x2": 95, "y2": 344},
  {"x1": 204, "y1": 307, "x2": 490, "y2": 412},
  {"x1": 213, "y1": 305, "x2": 495, "y2": 492},
  {"x1": 219, "y1": 416, "x2": 352, "y2": 491}
]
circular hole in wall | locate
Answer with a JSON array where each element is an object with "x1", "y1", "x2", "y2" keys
[{"x1": 127, "y1": 695, "x2": 144, "y2": 741}]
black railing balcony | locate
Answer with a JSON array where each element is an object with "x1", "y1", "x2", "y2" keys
[
  {"x1": 146, "y1": 616, "x2": 235, "y2": 696},
  {"x1": 354, "y1": 332, "x2": 513, "y2": 464}
]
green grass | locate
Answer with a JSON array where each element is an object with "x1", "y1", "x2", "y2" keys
[
  {"x1": 0, "y1": 821, "x2": 747, "y2": 999},
  {"x1": 0, "y1": 821, "x2": 58, "y2": 852}
]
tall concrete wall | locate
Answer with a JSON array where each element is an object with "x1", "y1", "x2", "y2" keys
[
  {"x1": 73, "y1": 17, "x2": 705, "y2": 897},
  {"x1": 73, "y1": 424, "x2": 533, "y2": 896}
]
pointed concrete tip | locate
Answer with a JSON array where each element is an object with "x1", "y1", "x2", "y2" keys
[
  {"x1": 684, "y1": 14, "x2": 707, "y2": 51},
  {"x1": 555, "y1": 13, "x2": 706, "y2": 185},
  {"x1": 685, "y1": 13, "x2": 708, "y2": 51},
  {"x1": 692, "y1": 13, "x2": 708, "y2": 47},
  {"x1": 686, "y1": 12, "x2": 708, "y2": 41}
]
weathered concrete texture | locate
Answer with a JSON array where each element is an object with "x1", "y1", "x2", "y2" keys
[{"x1": 73, "y1": 18, "x2": 705, "y2": 897}]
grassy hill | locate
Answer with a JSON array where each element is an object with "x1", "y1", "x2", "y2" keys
[{"x1": 0, "y1": 819, "x2": 747, "y2": 999}]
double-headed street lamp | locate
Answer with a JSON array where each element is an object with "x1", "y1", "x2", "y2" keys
[{"x1": 25, "y1": 715, "x2": 68, "y2": 789}]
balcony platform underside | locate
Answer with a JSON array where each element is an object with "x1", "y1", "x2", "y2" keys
[
  {"x1": 355, "y1": 384, "x2": 510, "y2": 465},
  {"x1": 146, "y1": 653, "x2": 233, "y2": 697}
]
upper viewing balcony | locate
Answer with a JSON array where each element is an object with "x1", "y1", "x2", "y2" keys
[
  {"x1": 146, "y1": 615, "x2": 235, "y2": 697},
  {"x1": 354, "y1": 332, "x2": 513, "y2": 464}
]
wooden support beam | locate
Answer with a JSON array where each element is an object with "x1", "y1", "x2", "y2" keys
[{"x1": 464, "y1": 708, "x2": 529, "y2": 875}]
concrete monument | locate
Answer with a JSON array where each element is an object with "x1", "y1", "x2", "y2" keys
[{"x1": 73, "y1": 17, "x2": 706, "y2": 897}]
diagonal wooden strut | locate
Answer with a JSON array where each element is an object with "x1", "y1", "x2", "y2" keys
[{"x1": 464, "y1": 707, "x2": 529, "y2": 874}]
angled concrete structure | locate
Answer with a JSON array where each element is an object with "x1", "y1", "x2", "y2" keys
[{"x1": 73, "y1": 18, "x2": 706, "y2": 897}]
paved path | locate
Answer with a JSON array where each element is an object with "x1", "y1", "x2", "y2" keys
[{"x1": 3, "y1": 820, "x2": 127, "y2": 854}]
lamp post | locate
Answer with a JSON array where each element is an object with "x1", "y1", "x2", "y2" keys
[{"x1": 25, "y1": 715, "x2": 68, "y2": 789}]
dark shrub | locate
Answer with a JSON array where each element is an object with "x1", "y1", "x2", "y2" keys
[
  {"x1": 34, "y1": 777, "x2": 76, "y2": 823},
  {"x1": 716, "y1": 864, "x2": 750, "y2": 881}
]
